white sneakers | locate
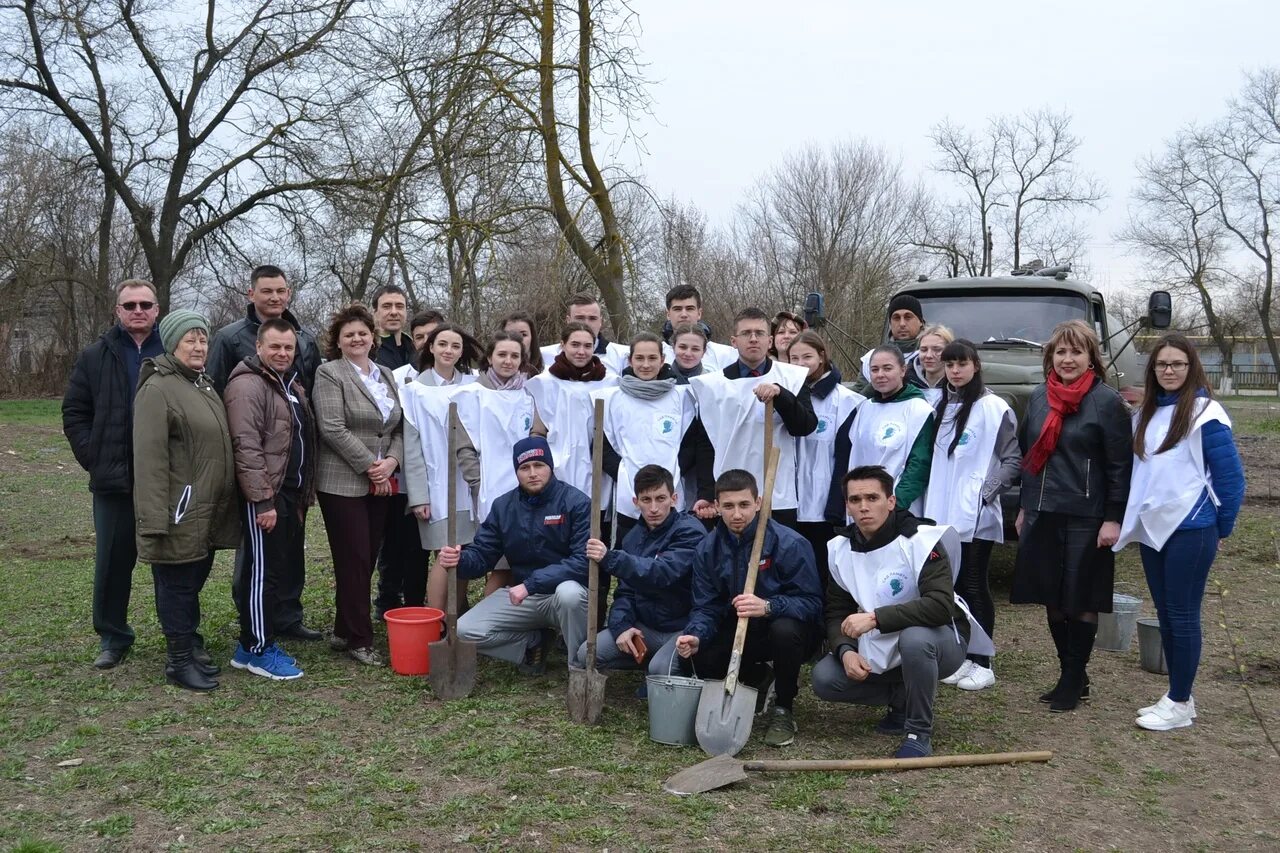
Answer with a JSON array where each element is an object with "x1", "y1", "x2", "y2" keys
[
  {"x1": 941, "y1": 659, "x2": 974, "y2": 686},
  {"x1": 957, "y1": 664, "x2": 997, "y2": 691},
  {"x1": 1136, "y1": 694, "x2": 1196, "y2": 730}
]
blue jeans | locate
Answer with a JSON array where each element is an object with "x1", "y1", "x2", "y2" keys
[{"x1": 1140, "y1": 526, "x2": 1218, "y2": 702}]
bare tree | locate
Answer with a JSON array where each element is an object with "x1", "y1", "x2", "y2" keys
[{"x1": 929, "y1": 119, "x2": 1000, "y2": 275}]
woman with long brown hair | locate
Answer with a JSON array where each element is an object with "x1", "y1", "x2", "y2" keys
[
  {"x1": 1011, "y1": 319, "x2": 1132, "y2": 712},
  {"x1": 1113, "y1": 334, "x2": 1244, "y2": 731}
]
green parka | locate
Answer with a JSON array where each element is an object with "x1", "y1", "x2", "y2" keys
[{"x1": 132, "y1": 354, "x2": 241, "y2": 563}]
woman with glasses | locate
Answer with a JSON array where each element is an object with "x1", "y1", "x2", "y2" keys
[{"x1": 1113, "y1": 335, "x2": 1244, "y2": 731}]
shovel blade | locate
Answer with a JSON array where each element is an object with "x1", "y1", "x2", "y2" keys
[
  {"x1": 694, "y1": 679, "x2": 758, "y2": 757},
  {"x1": 663, "y1": 754, "x2": 750, "y2": 796},
  {"x1": 427, "y1": 636, "x2": 477, "y2": 700},
  {"x1": 566, "y1": 665, "x2": 608, "y2": 725}
]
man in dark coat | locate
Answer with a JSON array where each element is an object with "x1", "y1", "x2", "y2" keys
[
  {"x1": 62, "y1": 279, "x2": 165, "y2": 668},
  {"x1": 206, "y1": 264, "x2": 321, "y2": 395}
]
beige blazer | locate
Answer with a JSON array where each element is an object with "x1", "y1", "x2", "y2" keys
[{"x1": 313, "y1": 359, "x2": 404, "y2": 497}]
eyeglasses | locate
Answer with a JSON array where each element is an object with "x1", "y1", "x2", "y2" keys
[
  {"x1": 119, "y1": 301, "x2": 156, "y2": 312},
  {"x1": 1154, "y1": 361, "x2": 1189, "y2": 373},
  {"x1": 735, "y1": 330, "x2": 770, "y2": 340}
]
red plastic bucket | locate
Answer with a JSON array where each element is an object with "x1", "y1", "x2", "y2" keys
[{"x1": 383, "y1": 607, "x2": 445, "y2": 675}]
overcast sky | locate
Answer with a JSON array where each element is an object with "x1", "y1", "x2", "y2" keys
[{"x1": 617, "y1": 0, "x2": 1280, "y2": 295}]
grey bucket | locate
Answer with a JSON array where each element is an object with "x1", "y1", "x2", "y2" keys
[
  {"x1": 1136, "y1": 617, "x2": 1168, "y2": 674},
  {"x1": 1096, "y1": 592, "x2": 1142, "y2": 652},
  {"x1": 646, "y1": 658, "x2": 702, "y2": 746}
]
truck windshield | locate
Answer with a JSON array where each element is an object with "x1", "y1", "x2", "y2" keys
[{"x1": 909, "y1": 290, "x2": 1089, "y2": 347}]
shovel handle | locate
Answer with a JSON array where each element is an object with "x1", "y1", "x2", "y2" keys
[
  {"x1": 445, "y1": 402, "x2": 460, "y2": 631},
  {"x1": 585, "y1": 398, "x2": 604, "y2": 671},
  {"x1": 744, "y1": 751, "x2": 1054, "y2": 773}
]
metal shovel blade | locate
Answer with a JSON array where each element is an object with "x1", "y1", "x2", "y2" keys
[
  {"x1": 664, "y1": 754, "x2": 749, "y2": 796},
  {"x1": 428, "y1": 635, "x2": 477, "y2": 700},
  {"x1": 566, "y1": 665, "x2": 608, "y2": 724},
  {"x1": 694, "y1": 678, "x2": 758, "y2": 757}
]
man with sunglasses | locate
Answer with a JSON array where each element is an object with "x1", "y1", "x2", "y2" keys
[{"x1": 63, "y1": 279, "x2": 166, "y2": 669}]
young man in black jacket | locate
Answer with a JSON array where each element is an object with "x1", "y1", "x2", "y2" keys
[
  {"x1": 812, "y1": 466, "x2": 972, "y2": 759},
  {"x1": 206, "y1": 265, "x2": 321, "y2": 395}
]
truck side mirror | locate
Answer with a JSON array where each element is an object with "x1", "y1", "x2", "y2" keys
[
  {"x1": 804, "y1": 292, "x2": 826, "y2": 329},
  {"x1": 1148, "y1": 291, "x2": 1172, "y2": 330}
]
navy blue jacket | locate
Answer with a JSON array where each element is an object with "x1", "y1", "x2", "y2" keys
[
  {"x1": 1152, "y1": 391, "x2": 1246, "y2": 538},
  {"x1": 604, "y1": 510, "x2": 707, "y2": 635},
  {"x1": 456, "y1": 476, "x2": 591, "y2": 595},
  {"x1": 683, "y1": 517, "x2": 823, "y2": 644}
]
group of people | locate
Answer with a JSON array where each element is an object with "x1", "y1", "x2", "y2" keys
[{"x1": 63, "y1": 270, "x2": 1245, "y2": 757}]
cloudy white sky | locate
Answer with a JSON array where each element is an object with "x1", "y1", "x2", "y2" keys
[{"x1": 616, "y1": 0, "x2": 1280, "y2": 295}]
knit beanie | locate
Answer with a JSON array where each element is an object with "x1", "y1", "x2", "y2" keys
[
  {"x1": 887, "y1": 294, "x2": 924, "y2": 322},
  {"x1": 159, "y1": 309, "x2": 211, "y2": 353},
  {"x1": 512, "y1": 436, "x2": 554, "y2": 472}
]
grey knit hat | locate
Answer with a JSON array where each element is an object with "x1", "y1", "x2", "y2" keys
[{"x1": 159, "y1": 309, "x2": 210, "y2": 353}]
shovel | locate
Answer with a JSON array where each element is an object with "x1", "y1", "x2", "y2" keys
[
  {"x1": 695, "y1": 400, "x2": 780, "y2": 756},
  {"x1": 663, "y1": 750, "x2": 1054, "y2": 796},
  {"x1": 428, "y1": 402, "x2": 477, "y2": 700},
  {"x1": 567, "y1": 397, "x2": 608, "y2": 724}
]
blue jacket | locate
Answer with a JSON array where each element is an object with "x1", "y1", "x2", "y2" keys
[
  {"x1": 604, "y1": 510, "x2": 707, "y2": 635},
  {"x1": 683, "y1": 517, "x2": 823, "y2": 644},
  {"x1": 456, "y1": 476, "x2": 591, "y2": 595},
  {"x1": 1154, "y1": 391, "x2": 1246, "y2": 538}
]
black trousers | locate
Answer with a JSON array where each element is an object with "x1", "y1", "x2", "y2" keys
[
  {"x1": 684, "y1": 615, "x2": 819, "y2": 709},
  {"x1": 795, "y1": 520, "x2": 835, "y2": 596},
  {"x1": 92, "y1": 493, "x2": 138, "y2": 651},
  {"x1": 231, "y1": 501, "x2": 309, "y2": 632},
  {"x1": 958, "y1": 539, "x2": 996, "y2": 666},
  {"x1": 376, "y1": 494, "x2": 429, "y2": 610},
  {"x1": 235, "y1": 491, "x2": 304, "y2": 654},
  {"x1": 152, "y1": 554, "x2": 215, "y2": 641}
]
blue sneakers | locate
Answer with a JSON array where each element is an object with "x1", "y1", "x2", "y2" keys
[
  {"x1": 232, "y1": 644, "x2": 303, "y2": 680},
  {"x1": 230, "y1": 643, "x2": 254, "y2": 670},
  {"x1": 894, "y1": 733, "x2": 932, "y2": 759}
]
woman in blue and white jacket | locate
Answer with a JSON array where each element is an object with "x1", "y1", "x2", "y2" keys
[{"x1": 1114, "y1": 334, "x2": 1244, "y2": 731}]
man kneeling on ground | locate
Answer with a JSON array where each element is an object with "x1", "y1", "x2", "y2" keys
[
  {"x1": 576, "y1": 464, "x2": 706, "y2": 682},
  {"x1": 813, "y1": 465, "x2": 978, "y2": 758},
  {"x1": 675, "y1": 469, "x2": 822, "y2": 748},
  {"x1": 437, "y1": 436, "x2": 589, "y2": 675}
]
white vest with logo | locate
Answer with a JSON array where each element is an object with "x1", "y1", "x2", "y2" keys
[
  {"x1": 526, "y1": 373, "x2": 619, "y2": 500},
  {"x1": 455, "y1": 386, "x2": 535, "y2": 524},
  {"x1": 1114, "y1": 398, "x2": 1230, "y2": 552},
  {"x1": 848, "y1": 395, "x2": 935, "y2": 514},
  {"x1": 400, "y1": 380, "x2": 477, "y2": 521},
  {"x1": 690, "y1": 361, "x2": 809, "y2": 511},
  {"x1": 924, "y1": 393, "x2": 1012, "y2": 544},
  {"x1": 796, "y1": 381, "x2": 866, "y2": 522},
  {"x1": 828, "y1": 524, "x2": 995, "y2": 674},
  {"x1": 594, "y1": 384, "x2": 696, "y2": 519}
]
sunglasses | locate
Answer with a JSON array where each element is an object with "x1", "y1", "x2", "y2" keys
[{"x1": 119, "y1": 301, "x2": 156, "y2": 312}]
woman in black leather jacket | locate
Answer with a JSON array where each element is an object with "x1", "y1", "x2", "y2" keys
[{"x1": 1011, "y1": 320, "x2": 1132, "y2": 713}]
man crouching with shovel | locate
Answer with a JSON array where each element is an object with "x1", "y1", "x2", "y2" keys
[
  {"x1": 814, "y1": 465, "x2": 990, "y2": 759},
  {"x1": 437, "y1": 436, "x2": 591, "y2": 675},
  {"x1": 675, "y1": 469, "x2": 822, "y2": 748}
]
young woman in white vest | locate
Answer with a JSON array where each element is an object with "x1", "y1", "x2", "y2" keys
[
  {"x1": 924, "y1": 339, "x2": 1021, "y2": 692},
  {"x1": 1113, "y1": 334, "x2": 1244, "y2": 731},
  {"x1": 400, "y1": 323, "x2": 482, "y2": 614},
  {"x1": 825, "y1": 346, "x2": 936, "y2": 524},
  {"x1": 788, "y1": 330, "x2": 865, "y2": 592},
  {"x1": 910, "y1": 324, "x2": 955, "y2": 405},
  {"x1": 668, "y1": 323, "x2": 709, "y2": 384},
  {"x1": 597, "y1": 332, "x2": 711, "y2": 543}
]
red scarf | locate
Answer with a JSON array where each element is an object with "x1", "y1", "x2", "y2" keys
[
  {"x1": 548, "y1": 351, "x2": 607, "y2": 382},
  {"x1": 1022, "y1": 371, "x2": 1095, "y2": 475}
]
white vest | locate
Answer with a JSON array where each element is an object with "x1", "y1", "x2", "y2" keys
[
  {"x1": 924, "y1": 393, "x2": 1012, "y2": 544},
  {"x1": 595, "y1": 384, "x2": 696, "y2": 519},
  {"x1": 391, "y1": 363, "x2": 418, "y2": 386},
  {"x1": 400, "y1": 380, "x2": 477, "y2": 520},
  {"x1": 828, "y1": 524, "x2": 995, "y2": 674},
  {"x1": 795, "y1": 381, "x2": 865, "y2": 522},
  {"x1": 663, "y1": 339, "x2": 739, "y2": 372},
  {"x1": 455, "y1": 386, "x2": 535, "y2": 524},
  {"x1": 526, "y1": 372, "x2": 619, "y2": 499},
  {"x1": 848, "y1": 394, "x2": 935, "y2": 514},
  {"x1": 540, "y1": 341, "x2": 630, "y2": 376},
  {"x1": 689, "y1": 361, "x2": 809, "y2": 511},
  {"x1": 1114, "y1": 399, "x2": 1230, "y2": 552}
]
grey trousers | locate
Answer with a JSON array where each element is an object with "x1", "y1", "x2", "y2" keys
[
  {"x1": 812, "y1": 624, "x2": 967, "y2": 738},
  {"x1": 575, "y1": 624, "x2": 680, "y2": 676},
  {"x1": 457, "y1": 581, "x2": 588, "y2": 667}
]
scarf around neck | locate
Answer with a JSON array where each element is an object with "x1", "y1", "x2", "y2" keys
[
  {"x1": 671, "y1": 360, "x2": 704, "y2": 384},
  {"x1": 548, "y1": 351, "x2": 607, "y2": 382},
  {"x1": 619, "y1": 364, "x2": 677, "y2": 400},
  {"x1": 1023, "y1": 371, "x2": 1095, "y2": 475},
  {"x1": 485, "y1": 367, "x2": 527, "y2": 390}
]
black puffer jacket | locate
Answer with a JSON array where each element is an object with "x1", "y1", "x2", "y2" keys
[
  {"x1": 206, "y1": 305, "x2": 321, "y2": 395},
  {"x1": 1018, "y1": 376, "x2": 1132, "y2": 522},
  {"x1": 62, "y1": 324, "x2": 165, "y2": 495}
]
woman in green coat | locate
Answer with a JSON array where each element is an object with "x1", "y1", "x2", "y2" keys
[{"x1": 133, "y1": 311, "x2": 241, "y2": 691}]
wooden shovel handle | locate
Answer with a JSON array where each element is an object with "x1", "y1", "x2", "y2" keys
[
  {"x1": 745, "y1": 751, "x2": 1054, "y2": 773},
  {"x1": 445, "y1": 402, "x2": 459, "y2": 630},
  {"x1": 585, "y1": 398, "x2": 604, "y2": 670}
]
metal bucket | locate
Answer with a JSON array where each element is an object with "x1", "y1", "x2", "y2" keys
[
  {"x1": 1096, "y1": 592, "x2": 1142, "y2": 652},
  {"x1": 1136, "y1": 617, "x2": 1168, "y2": 674},
  {"x1": 646, "y1": 657, "x2": 702, "y2": 746}
]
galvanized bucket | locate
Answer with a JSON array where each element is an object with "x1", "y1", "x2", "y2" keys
[
  {"x1": 1136, "y1": 617, "x2": 1168, "y2": 674},
  {"x1": 647, "y1": 656, "x2": 703, "y2": 746},
  {"x1": 1097, "y1": 591, "x2": 1142, "y2": 652}
]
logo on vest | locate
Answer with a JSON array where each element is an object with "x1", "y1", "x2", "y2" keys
[
  {"x1": 958, "y1": 428, "x2": 975, "y2": 447},
  {"x1": 816, "y1": 415, "x2": 832, "y2": 434},
  {"x1": 876, "y1": 567, "x2": 911, "y2": 600},
  {"x1": 655, "y1": 414, "x2": 677, "y2": 436},
  {"x1": 523, "y1": 414, "x2": 533, "y2": 432},
  {"x1": 877, "y1": 421, "x2": 905, "y2": 444}
]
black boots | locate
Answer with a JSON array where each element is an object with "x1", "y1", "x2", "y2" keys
[
  {"x1": 1049, "y1": 620, "x2": 1097, "y2": 713},
  {"x1": 191, "y1": 638, "x2": 221, "y2": 677},
  {"x1": 1040, "y1": 618, "x2": 1091, "y2": 705},
  {"x1": 166, "y1": 636, "x2": 219, "y2": 692}
]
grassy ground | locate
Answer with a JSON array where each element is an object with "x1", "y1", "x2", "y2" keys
[{"x1": 2, "y1": 397, "x2": 1278, "y2": 852}]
